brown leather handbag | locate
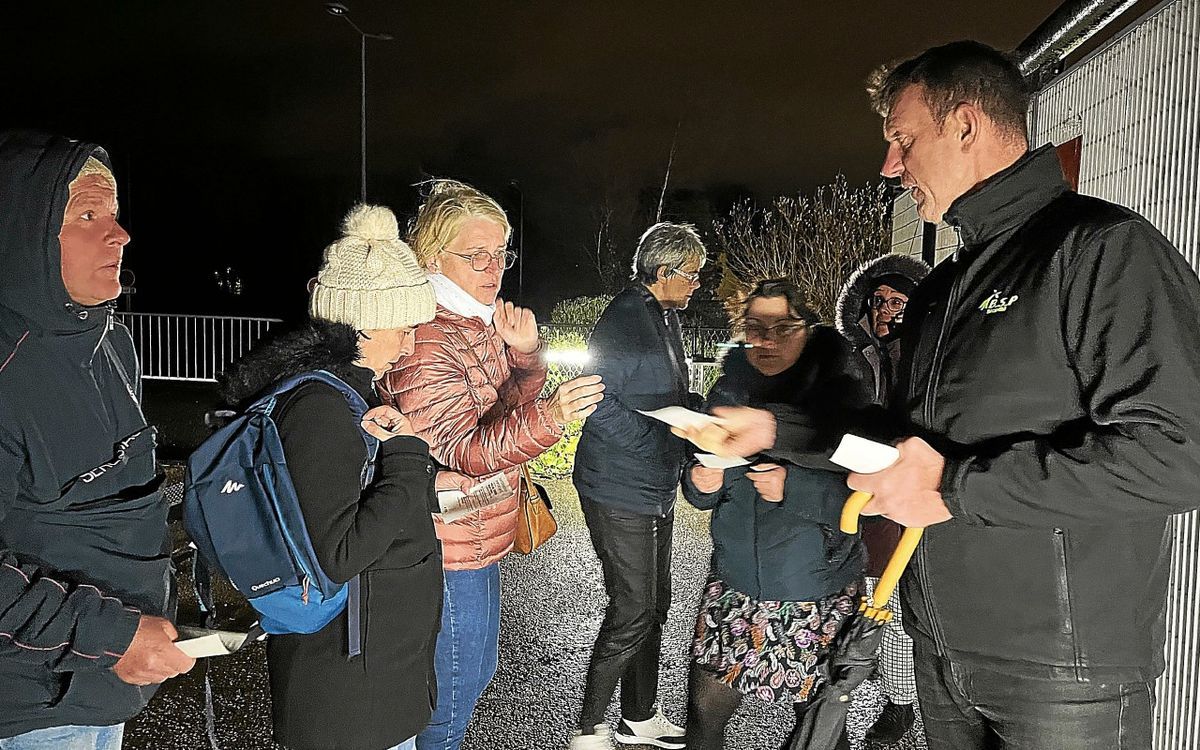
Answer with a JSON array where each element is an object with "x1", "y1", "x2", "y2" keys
[{"x1": 513, "y1": 465, "x2": 557, "y2": 554}]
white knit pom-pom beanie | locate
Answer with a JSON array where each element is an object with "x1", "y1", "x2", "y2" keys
[{"x1": 309, "y1": 204, "x2": 436, "y2": 330}]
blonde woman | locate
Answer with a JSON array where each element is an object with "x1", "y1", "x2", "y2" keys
[{"x1": 379, "y1": 180, "x2": 604, "y2": 750}]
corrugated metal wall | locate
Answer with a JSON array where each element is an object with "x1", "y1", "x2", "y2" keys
[
  {"x1": 1031, "y1": 2, "x2": 1200, "y2": 748},
  {"x1": 890, "y1": 191, "x2": 924, "y2": 256},
  {"x1": 1033, "y1": 0, "x2": 1200, "y2": 269}
]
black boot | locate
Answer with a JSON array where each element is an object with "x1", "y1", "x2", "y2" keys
[{"x1": 864, "y1": 700, "x2": 915, "y2": 745}]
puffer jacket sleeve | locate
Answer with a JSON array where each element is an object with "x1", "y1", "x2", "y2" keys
[
  {"x1": 681, "y1": 373, "x2": 741, "y2": 511},
  {"x1": 500, "y1": 344, "x2": 549, "y2": 408},
  {"x1": 0, "y1": 426, "x2": 141, "y2": 673},
  {"x1": 765, "y1": 334, "x2": 887, "y2": 470},
  {"x1": 680, "y1": 457, "x2": 727, "y2": 511},
  {"x1": 382, "y1": 329, "x2": 562, "y2": 477},
  {"x1": 580, "y1": 301, "x2": 662, "y2": 455},
  {"x1": 941, "y1": 218, "x2": 1200, "y2": 526}
]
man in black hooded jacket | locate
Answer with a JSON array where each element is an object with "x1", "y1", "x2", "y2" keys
[{"x1": 0, "y1": 131, "x2": 194, "y2": 748}]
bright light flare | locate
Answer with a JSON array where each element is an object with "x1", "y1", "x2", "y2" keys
[{"x1": 545, "y1": 348, "x2": 592, "y2": 366}]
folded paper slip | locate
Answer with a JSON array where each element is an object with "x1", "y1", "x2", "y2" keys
[
  {"x1": 695, "y1": 453, "x2": 750, "y2": 469},
  {"x1": 637, "y1": 406, "x2": 719, "y2": 431},
  {"x1": 829, "y1": 434, "x2": 900, "y2": 473},
  {"x1": 175, "y1": 625, "x2": 262, "y2": 658},
  {"x1": 437, "y1": 472, "x2": 514, "y2": 523}
]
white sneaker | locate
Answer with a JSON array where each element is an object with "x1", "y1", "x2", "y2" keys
[
  {"x1": 615, "y1": 708, "x2": 686, "y2": 749},
  {"x1": 568, "y1": 724, "x2": 615, "y2": 749}
]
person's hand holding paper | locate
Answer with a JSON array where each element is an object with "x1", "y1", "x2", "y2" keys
[
  {"x1": 845, "y1": 435, "x2": 951, "y2": 527},
  {"x1": 660, "y1": 405, "x2": 777, "y2": 459},
  {"x1": 436, "y1": 472, "x2": 513, "y2": 523}
]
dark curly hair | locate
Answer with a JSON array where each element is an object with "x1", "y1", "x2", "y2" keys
[{"x1": 742, "y1": 278, "x2": 820, "y2": 326}]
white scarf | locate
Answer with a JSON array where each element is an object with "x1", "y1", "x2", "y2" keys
[{"x1": 427, "y1": 273, "x2": 496, "y2": 325}]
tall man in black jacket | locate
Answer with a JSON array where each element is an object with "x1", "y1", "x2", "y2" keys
[
  {"x1": 0, "y1": 132, "x2": 194, "y2": 749},
  {"x1": 570, "y1": 222, "x2": 706, "y2": 750},
  {"x1": 677, "y1": 43, "x2": 1200, "y2": 749}
]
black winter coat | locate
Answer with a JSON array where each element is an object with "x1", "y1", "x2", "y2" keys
[
  {"x1": 681, "y1": 335, "x2": 865, "y2": 601},
  {"x1": 574, "y1": 286, "x2": 696, "y2": 515},
  {"x1": 896, "y1": 145, "x2": 1200, "y2": 681},
  {"x1": 0, "y1": 131, "x2": 168, "y2": 737},
  {"x1": 221, "y1": 322, "x2": 442, "y2": 750}
]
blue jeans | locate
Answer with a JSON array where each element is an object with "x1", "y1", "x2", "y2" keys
[
  {"x1": 913, "y1": 636, "x2": 1154, "y2": 749},
  {"x1": 0, "y1": 725, "x2": 123, "y2": 750},
  {"x1": 416, "y1": 564, "x2": 501, "y2": 750}
]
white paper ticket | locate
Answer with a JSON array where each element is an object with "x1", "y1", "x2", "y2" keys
[
  {"x1": 437, "y1": 472, "x2": 515, "y2": 522},
  {"x1": 829, "y1": 434, "x2": 900, "y2": 474},
  {"x1": 637, "y1": 406, "x2": 719, "y2": 431},
  {"x1": 695, "y1": 453, "x2": 750, "y2": 469},
  {"x1": 175, "y1": 626, "x2": 256, "y2": 658}
]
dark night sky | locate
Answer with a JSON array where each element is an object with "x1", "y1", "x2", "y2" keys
[{"x1": 5, "y1": 1, "x2": 1060, "y2": 318}]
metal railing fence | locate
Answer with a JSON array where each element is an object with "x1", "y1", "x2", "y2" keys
[
  {"x1": 116, "y1": 312, "x2": 281, "y2": 382},
  {"x1": 114, "y1": 313, "x2": 727, "y2": 386}
]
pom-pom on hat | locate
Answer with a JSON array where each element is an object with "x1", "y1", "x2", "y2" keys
[{"x1": 309, "y1": 204, "x2": 436, "y2": 330}]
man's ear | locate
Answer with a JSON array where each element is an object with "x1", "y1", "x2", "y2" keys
[
  {"x1": 951, "y1": 102, "x2": 982, "y2": 150},
  {"x1": 655, "y1": 266, "x2": 670, "y2": 283}
]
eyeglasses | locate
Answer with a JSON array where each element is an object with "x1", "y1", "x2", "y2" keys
[
  {"x1": 740, "y1": 319, "x2": 808, "y2": 341},
  {"x1": 869, "y1": 294, "x2": 907, "y2": 314},
  {"x1": 669, "y1": 268, "x2": 701, "y2": 284},
  {"x1": 442, "y1": 248, "x2": 517, "y2": 272}
]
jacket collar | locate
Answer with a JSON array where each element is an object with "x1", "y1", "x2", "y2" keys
[
  {"x1": 944, "y1": 144, "x2": 1070, "y2": 250},
  {"x1": 427, "y1": 273, "x2": 495, "y2": 325},
  {"x1": 219, "y1": 320, "x2": 371, "y2": 406}
]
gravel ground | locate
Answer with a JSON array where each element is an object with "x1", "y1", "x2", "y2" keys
[{"x1": 125, "y1": 479, "x2": 927, "y2": 750}]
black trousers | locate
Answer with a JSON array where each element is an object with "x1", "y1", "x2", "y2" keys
[
  {"x1": 578, "y1": 499, "x2": 674, "y2": 728},
  {"x1": 913, "y1": 635, "x2": 1154, "y2": 750}
]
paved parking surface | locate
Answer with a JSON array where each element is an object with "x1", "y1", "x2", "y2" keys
[{"x1": 125, "y1": 480, "x2": 927, "y2": 750}]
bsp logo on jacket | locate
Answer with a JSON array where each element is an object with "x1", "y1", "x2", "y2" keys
[{"x1": 979, "y1": 290, "x2": 1019, "y2": 315}]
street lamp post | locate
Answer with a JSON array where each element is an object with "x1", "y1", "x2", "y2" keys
[
  {"x1": 509, "y1": 180, "x2": 524, "y2": 305},
  {"x1": 324, "y1": 3, "x2": 392, "y2": 202}
]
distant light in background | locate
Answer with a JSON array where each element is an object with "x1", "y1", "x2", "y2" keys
[{"x1": 545, "y1": 348, "x2": 592, "y2": 366}]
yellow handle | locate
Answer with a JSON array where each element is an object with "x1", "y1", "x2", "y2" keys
[
  {"x1": 839, "y1": 490, "x2": 925, "y2": 610},
  {"x1": 872, "y1": 526, "x2": 924, "y2": 605},
  {"x1": 840, "y1": 491, "x2": 874, "y2": 534}
]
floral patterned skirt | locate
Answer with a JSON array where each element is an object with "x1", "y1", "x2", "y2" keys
[{"x1": 692, "y1": 576, "x2": 859, "y2": 704}]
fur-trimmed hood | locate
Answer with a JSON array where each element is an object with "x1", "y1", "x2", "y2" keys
[
  {"x1": 835, "y1": 254, "x2": 930, "y2": 349},
  {"x1": 219, "y1": 319, "x2": 366, "y2": 406}
]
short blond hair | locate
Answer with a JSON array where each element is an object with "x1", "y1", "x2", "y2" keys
[
  {"x1": 408, "y1": 179, "x2": 511, "y2": 268},
  {"x1": 71, "y1": 156, "x2": 117, "y2": 193}
]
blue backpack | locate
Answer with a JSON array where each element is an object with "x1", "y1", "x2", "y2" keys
[{"x1": 182, "y1": 370, "x2": 379, "y2": 656}]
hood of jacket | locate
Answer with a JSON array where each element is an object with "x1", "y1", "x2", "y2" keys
[
  {"x1": 0, "y1": 130, "x2": 116, "y2": 336},
  {"x1": 219, "y1": 319, "x2": 369, "y2": 406},
  {"x1": 835, "y1": 253, "x2": 930, "y2": 350}
]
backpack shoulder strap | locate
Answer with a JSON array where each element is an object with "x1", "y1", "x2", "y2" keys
[{"x1": 256, "y1": 370, "x2": 368, "y2": 416}]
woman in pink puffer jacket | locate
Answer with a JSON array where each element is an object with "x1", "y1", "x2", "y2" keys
[{"x1": 378, "y1": 180, "x2": 603, "y2": 750}]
